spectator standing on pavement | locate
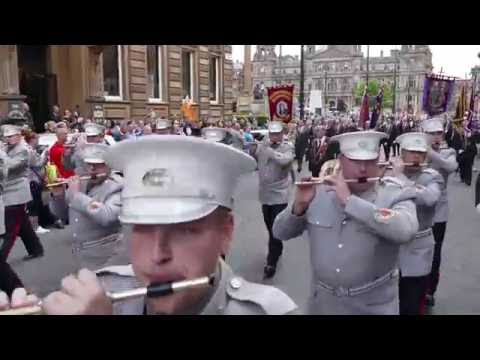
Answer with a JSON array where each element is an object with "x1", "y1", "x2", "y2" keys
[{"x1": 51, "y1": 105, "x2": 61, "y2": 123}]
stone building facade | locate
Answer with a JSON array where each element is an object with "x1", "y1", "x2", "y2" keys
[
  {"x1": 0, "y1": 45, "x2": 233, "y2": 131},
  {"x1": 252, "y1": 45, "x2": 433, "y2": 115}
]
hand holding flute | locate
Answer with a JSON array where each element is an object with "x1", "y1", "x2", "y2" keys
[{"x1": 0, "y1": 269, "x2": 215, "y2": 315}]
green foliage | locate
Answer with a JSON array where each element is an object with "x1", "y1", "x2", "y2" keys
[
  {"x1": 354, "y1": 79, "x2": 393, "y2": 109},
  {"x1": 256, "y1": 113, "x2": 268, "y2": 127}
]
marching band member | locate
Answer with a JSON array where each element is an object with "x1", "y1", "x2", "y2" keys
[
  {"x1": 0, "y1": 144, "x2": 24, "y2": 295},
  {"x1": 249, "y1": 121, "x2": 294, "y2": 279},
  {"x1": 0, "y1": 135, "x2": 298, "y2": 315},
  {"x1": 394, "y1": 132, "x2": 443, "y2": 315},
  {"x1": 63, "y1": 123, "x2": 108, "y2": 176},
  {"x1": 65, "y1": 144, "x2": 123, "y2": 270},
  {"x1": 273, "y1": 131, "x2": 419, "y2": 315},
  {"x1": 423, "y1": 117, "x2": 458, "y2": 307},
  {"x1": 0, "y1": 125, "x2": 44, "y2": 263}
]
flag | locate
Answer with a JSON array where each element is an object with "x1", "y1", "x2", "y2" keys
[
  {"x1": 267, "y1": 85, "x2": 294, "y2": 123},
  {"x1": 369, "y1": 86, "x2": 384, "y2": 129},
  {"x1": 453, "y1": 84, "x2": 468, "y2": 135},
  {"x1": 467, "y1": 75, "x2": 477, "y2": 130},
  {"x1": 359, "y1": 85, "x2": 369, "y2": 130}
]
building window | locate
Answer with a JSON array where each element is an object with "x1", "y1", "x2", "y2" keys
[
  {"x1": 209, "y1": 55, "x2": 220, "y2": 103},
  {"x1": 102, "y1": 45, "x2": 123, "y2": 100},
  {"x1": 182, "y1": 51, "x2": 194, "y2": 100},
  {"x1": 147, "y1": 45, "x2": 165, "y2": 102}
]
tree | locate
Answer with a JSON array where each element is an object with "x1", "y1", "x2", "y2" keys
[{"x1": 354, "y1": 79, "x2": 393, "y2": 110}]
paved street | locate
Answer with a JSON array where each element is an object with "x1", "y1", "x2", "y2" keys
[{"x1": 8, "y1": 158, "x2": 480, "y2": 314}]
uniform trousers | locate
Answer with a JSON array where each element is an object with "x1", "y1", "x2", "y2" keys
[
  {"x1": 382, "y1": 142, "x2": 392, "y2": 161},
  {"x1": 399, "y1": 275, "x2": 428, "y2": 315},
  {"x1": 427, "y1": 222, "x2": 447, "y2": 296},
  {"x1": 262, "y1": 204, "x2": 288, "y2": 266},
  {"x1": 392, "y1": 142, "x2": 400, "y2": 157},
  {"x1": 0, "y1": 204, "x2": 44, "y2": 262},
  {"x1": 0, "y1": 238, "x2": 24, "y2": 296},
  {"x1": 458, "y1": 155, "x2": 474, "y2": 186}
]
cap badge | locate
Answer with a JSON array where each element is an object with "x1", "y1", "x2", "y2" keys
[
  {"x1": 142, "y1": 169, "x2": 172, "y2": 187},
  {"x1": 358, "y1": 140, "x2": 368, "y2": 149}
]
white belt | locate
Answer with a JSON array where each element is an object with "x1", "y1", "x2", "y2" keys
[{"x1": 414, "y1": 228, "x2": 432, "y2": 239}]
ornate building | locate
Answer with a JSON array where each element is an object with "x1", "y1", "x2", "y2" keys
[
  {"x1": 0, "y1": 45, "x2": 233, "y2": 131},
  {"x1": 252, "y1": 45, "x2": 433, "y2": 114}
]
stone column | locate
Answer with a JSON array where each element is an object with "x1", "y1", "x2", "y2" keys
[
  {"x1": 243, "y1": 45, "x2": 252, "y2": 97},
  {"x1": 0, "y1": 45, "x2": 20, "y2": 96}
]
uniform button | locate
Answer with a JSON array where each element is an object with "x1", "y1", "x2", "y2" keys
[
  {"x1": 75, "y1": 218, "x2": 79, "y2": 223},
  {"x1": 336, "y1": 268, "x2": 340, "y2": 273},
  {"x1": 230, "y1": 277, "x2": 242, "y2": 290},
  {"x1": 342, "y1": 220, "x2": 347, "y2": 225},
  {"x1": 315, "y1": 221, "x2": 320, "y2": 225},
  {"x1": 73, "y1": 233, "x2": 77, "y2": 238},
  {"x1": 338, "y1": 244, "x2": 343, "y2": 249}
]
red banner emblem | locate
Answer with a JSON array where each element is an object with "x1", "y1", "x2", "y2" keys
[{"x1": 267, "y1": 85, "x2": 294, "y2": 124}]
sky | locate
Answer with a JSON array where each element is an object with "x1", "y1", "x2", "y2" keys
[{"x1": 232, "y1": 45, "x2": 480, "y2": 79}]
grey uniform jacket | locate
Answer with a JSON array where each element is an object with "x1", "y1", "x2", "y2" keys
[
  {"x1": 273, "y1": 177, "x2": 419, "y2": 315},
  {"x1": 3, "y1": 141, "x2": 32, "y2": 206},
  {"x1": 427, "y1": 148, "x2": 457, "y2": 223},
  {"x1": 0, "y1": 149, "x2": 6, "y2": 235},
  {"x1": 66, "y1": 175, "x2": 123, "y2": 271},
  {"x1": 398, "y1": 169, "x2": 443, "y2": 277},
  {"x1": 254, "y1": 141, "x2": 294, "y2": 205},
  {"x1": 98, "y1": 260, "x2": 298, "y2": 315}
]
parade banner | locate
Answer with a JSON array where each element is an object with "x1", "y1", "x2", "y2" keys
[
  {"x1": 267, "y1": 85, "x2": 294, "y2": 123},
  {"x1": 422, "y1": 73, "x2": 455, "y2": 116},
  {"x1": 369, "y1": 86, "x2": 384, "y2": 129},
  {"x1": 359, "y1": 86, "x2": 370, "y2": 130}
]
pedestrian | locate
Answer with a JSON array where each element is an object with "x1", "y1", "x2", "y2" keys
[
  {"x1": 49, "y1": 127, "x2": 75, "y2": 180},
  {"x1": 424, "y1": 117, "x2": 458, "y2": 307},
  {"x1": 51, "y1": 105, "x2": 61, "y2": 123},
  {"x1": 295, "y1": 120, "x2": 310, "y2": 173},
  {"x1": 0, "y1": 135, "x2": 298, "y2": 315},
  {"x1": 24, "y1": 130, "x2": 61, "y2": 234},
  {"x1": 308, "y1": 126, "x2": 327, "y2": 178},
  {"x1": 0, "y1": 125, "x2": 45, "y2": 263},
  {"x1": 273, "y1": 131, "x2": 419, "y2": 315},
  {"x1": 64, "y1": 144, "x2": 123, "y2": 270},
  {"x1": 249, "y1": 121, "x2": 294, "y2": 279},
  {"x1": 48, "y1": 127, "x2": 75, "y2": 224},
  {"x1": 458, "y1": 135, "x2": 477, "y2": 186},
  {"x1": 21, "y1": 102, "x2": 34, "y2": 130},
  {"x1": 395, "y1": 132, "x2": 443, "y2": 315}
]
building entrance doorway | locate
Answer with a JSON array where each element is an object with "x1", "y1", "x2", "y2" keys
[{"x1": 17, "y1": 45, "x2": 58, "y2": 132}]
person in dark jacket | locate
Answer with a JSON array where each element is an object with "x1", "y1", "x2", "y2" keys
[
  {"x1": 294, "y1": 120, "x2": 310, "y2": 173},
  {"x1": 458, "y1": 136, "x2": 477, "y2": 186}
]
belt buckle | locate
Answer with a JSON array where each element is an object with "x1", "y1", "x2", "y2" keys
[{"x1": 333, "y1": 286, "x2": 348, "y2": 297}]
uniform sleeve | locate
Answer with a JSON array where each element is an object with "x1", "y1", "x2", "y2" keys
[
  {"x1": 5, "y1": 148, "x2": 29, "y2": 176},
  {"x1": 69, "y1": 191, "x2": 121, "y2": 227},
  {"x1": 415, "y1": 175, "x2": 443, "y2": 207},
  {"x1": 344, "y1": 195, "x2": 418, "y2": 244},
  {"x1": 428, "y1": 149, "x2": 458, "y2": 173},
  {"x1": 268, "y1": 145, "x2": 294, "y2": 167},
  {"x1": 272, "y1": 203, "x2": 307, "y2": 241}
]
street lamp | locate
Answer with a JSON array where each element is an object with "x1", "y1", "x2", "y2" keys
[
  {"x1": 300, "y1": 45, "x2": 305, "y2": 121},
  {"x1": 324, "y1": 69, "x2": 328, "y2": 114}
]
